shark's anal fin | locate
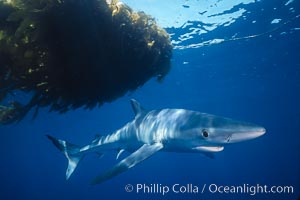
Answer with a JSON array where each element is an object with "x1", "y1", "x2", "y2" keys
[{"x1": 91, "y1": 143, "x2": 163, "y2": 185}]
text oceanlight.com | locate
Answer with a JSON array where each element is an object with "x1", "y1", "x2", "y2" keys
[{"x1": 124, "y1": 183, "x2": 294, "y2": 196}]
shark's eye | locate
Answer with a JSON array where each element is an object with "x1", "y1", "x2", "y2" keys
[{"x1": 202, "y1": 129, "x2": 209, "y2": 138}]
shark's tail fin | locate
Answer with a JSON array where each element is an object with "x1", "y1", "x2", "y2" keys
[{"x1": 46, "y1": 135, "x2": 84, "y2": 180}]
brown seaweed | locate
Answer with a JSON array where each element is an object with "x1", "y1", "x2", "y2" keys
[{"x1": 0, "y1": 0, "x2": 173, "y2": 124}]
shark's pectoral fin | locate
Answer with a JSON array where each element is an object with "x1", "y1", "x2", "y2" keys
[{"x1": 91, "y1": 143, "x2": 163, "y2": 185}]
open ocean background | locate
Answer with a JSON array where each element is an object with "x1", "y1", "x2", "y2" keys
[{"x1": 0, "y1": 0, "x2": 299, "y2": 199}]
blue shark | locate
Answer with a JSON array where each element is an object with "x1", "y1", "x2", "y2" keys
[{"x1": 47, "y1": 99, "x2": 266, "y2": 184}]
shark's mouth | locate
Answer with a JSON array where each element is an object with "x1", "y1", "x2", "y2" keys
[{"x1": 193, "y1": 146, "x2": 224, "y2": 152}]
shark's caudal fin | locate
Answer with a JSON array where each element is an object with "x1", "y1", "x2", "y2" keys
[{"x1": 46, "y1": 135, "x2": 84, "y2": 180}]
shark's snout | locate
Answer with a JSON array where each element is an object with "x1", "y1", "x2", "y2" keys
[
  {"x1": 255, "y1": 127, "x2": 266, "y2": 136},
  {"x1": 226, "y1": 126, "x2": 266, "y2": 143}
]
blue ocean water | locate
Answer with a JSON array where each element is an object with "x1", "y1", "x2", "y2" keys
[{"x1": 0, "y1": 0, "x2": 299, "y2": 200}]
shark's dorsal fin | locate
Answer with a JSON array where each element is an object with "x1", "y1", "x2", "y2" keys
[{"x1": 130, "y1": 99, "x2": 146, "y2": 117}]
